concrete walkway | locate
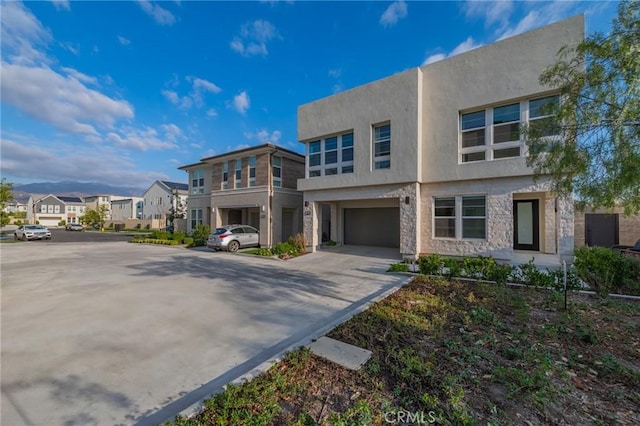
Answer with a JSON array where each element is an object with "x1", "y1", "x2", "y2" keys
[{"x1": 1, "y1": 242, "x2": 407, "y2": 426}]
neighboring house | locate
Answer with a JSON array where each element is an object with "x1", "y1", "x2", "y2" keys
[
  {"x1": 297, "y1": 16, "x2": 583, "y2": 266},
  {"x1": 83, "y1": 194, "x2": 128, "y2": 220},
  {"x1": 574, "y1": 207, "x2": 640, "y2": 249},
  {"x1": 179, "y1": 143, "x2": 305, "y2": 247},
  {"x1": 110, "y1": 197, "x2": 144, "y2": 221},
  {"x1": 141, "y1": 181, "x2": 188, "y2": 229},
  {"x1": 26, "y1": 194, "x2": 86, "y2": 226}
]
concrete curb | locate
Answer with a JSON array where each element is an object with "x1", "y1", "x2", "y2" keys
[{"x1": 159, "y1": 274, "x2": 413, "y2": 424}]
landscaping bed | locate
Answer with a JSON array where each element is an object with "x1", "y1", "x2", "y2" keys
[{"x1": 170, "y1": 276, "x2": 640, "y2": 425}]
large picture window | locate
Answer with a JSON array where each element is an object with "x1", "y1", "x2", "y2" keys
[
  {"x1": 433, "y1": 195, "x2": 486, "y2": 240},
  {"x1": 190, "y1": 208, "x2": 203, "y2": 230},
  {"x1": 373, "y1": 123, "x2": 390, "y2": 169},
  {"x1": 306, "y1": 132, "x2": 354, "y2": 177},
  {"x1": 460, "y1": 94, "x2": 559, "y2": 163}
]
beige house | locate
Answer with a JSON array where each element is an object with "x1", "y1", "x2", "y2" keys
[
  {"x1": 26, "y1": 194, "x2": 86, "y2": 226},
  {"x1": 179, "y1": 143, "x2": 304, "y2": 247},
  {"x1": 297, "y1": 16, "x2": 584, "y2": 266}
]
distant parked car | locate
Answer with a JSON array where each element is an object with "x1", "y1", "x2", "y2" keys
[
  {"x1": 65, "y1": 223, "x2": 85, "y2": 231},
  {"x1": 14, "y1": 225, "x2": 52, "y2": 241},
  {"x1": 207, "y1": 225, "x2": 260, "y2": 252}
]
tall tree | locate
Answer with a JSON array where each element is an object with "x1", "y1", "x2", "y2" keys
[
  {"x1": 0, "y1": 178, "x2": 14, "y2": 227},
  {"x1": 525, "y1": 0, "x2": 640, "y2": 214}
]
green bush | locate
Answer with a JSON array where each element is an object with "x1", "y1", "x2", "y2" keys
[
  {"x1": 152, "y1": 230, "x2": 171, "y2": 240},
  {"x1": 108, "y1": 222, "x2": 114, "y2": 229},
  {"x1": 418, "y1": 254, "x2": 443, "y2": 275},
  {"x1": 326, "y1": 240, "x2": 337, "y2": 246},
  {"x1": 258, "y1": 248, "x2": 273, "y2": 256},
  {"x1": 388, "y1": 263, "x2": 409, "y2": 273},
  {"x1": 574, "y1": 246, "x2": 640, "y2": 296},
  {"x1": 14, "y1": 220, "x2": 22, "y2": 226},
  {"x1": 484, "y1": 262, "x2": 514, "y2": 285},
  {"x1": 135, "y1": 223, "x2": 141, "y2": 230},
  {"x1": 191, "y1": 224, "x2": 211, "y2": 240},
  {"x1": 145, "y1": 224, "x2": 150, "y2": 230},
  {"x1": 189, "y1": 238, "x2": 206, "y2": 247},
  {"x1": 443, "y1": 257, "x2": 462, "y2": 279},
  {"x1": 172, "y1": 231, "x2": 186, "y2": 244},
  {"x1": 513, "y1": 258, "x2": 556, "y2": 288},
  {"x1": 59, "y1": 220, "x2": 66, "y2": 226},
  {"x1": 183, "y1": 237, "x2": 194, "y2": 246},
  {"x1": 129, "y1": 238, "x2": 181, "y2": 245}
]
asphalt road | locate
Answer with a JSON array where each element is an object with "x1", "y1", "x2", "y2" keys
[
  {"x1": 12, "y1": 228, "x2": 141, "y2": 243},
  {"x1": 1, "y1": 242, "x2": 406, "y2": 426}
]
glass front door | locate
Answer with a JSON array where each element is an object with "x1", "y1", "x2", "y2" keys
[{"x1": 513, "y1": 199, "x2": 539, "y2": 251}]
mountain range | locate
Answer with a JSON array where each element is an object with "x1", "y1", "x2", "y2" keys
[{"x1": 13, "y1": 181, "x2": 147, "y2": 198}]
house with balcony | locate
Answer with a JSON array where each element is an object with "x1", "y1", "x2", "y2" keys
[
  {"x1": 179, "y1": 143, "x2": 305, "y2": 247},
  {"x1": 26, "y1": 194, "x2": 86, "y2": 226},
  {"x1": 141, "y1": 181, "x2": 188, "y2": 229},
  {"x1": 297, "y1": 16, "x2": 583, "y2": 266}
]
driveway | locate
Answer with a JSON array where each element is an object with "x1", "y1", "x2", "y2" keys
[{"x1": 1, "y1": 242, "x2": 407, "y2": 426}]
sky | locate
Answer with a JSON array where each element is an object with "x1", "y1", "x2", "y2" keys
[{"x1": 0, "y1": 0, "x2": 618, "y2": 192}]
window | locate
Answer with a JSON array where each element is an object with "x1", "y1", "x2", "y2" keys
[
  {"x1": 235, "y1": 159, "x2": 242, "y2": 188},
  {"x1": 374, "y1": 124, "x2": 390, "y2": 169},
  {"x1": 460, "y1": 94, "x2": 559, "y2": 163},
  {"x1": 249, "y1": 156, "x2": 256, "y2": 187},
  {"x1": 190, "y1": 208, "x2": 203, "y2": 229},
  {"x1": 529, "y1": 95, "x2": 559, "y2": 137},
  {"x1": 272, "y1": 155, "x2": 282, "y2": 187},
  {"x1": 222, "y1": 161, "x2": 228, "y2": 190},
  {"x1": 433, "y1": 195, "x2": 486, "y2": 240},
  {"x1": 307, "y1": 132, "x2": 354, "y2": 177},
  {"x1": 191, "y1": 169, "x2": 205, "y2": 194}
]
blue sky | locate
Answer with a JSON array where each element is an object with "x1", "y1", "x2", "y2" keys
[{"x1": 0, "y1": 0, "x2": 617, "y2": 191}]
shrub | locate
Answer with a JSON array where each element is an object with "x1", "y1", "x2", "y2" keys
[
  {"x1": 292, "y1": 233, "x2": 307, "y2": 253},
  {"x1": 59, "y1": 220, "x2": 66, "y2": 226},
  {"x1": 574, "y1": 246, "x2": 640, "y2": 296},
  {"x1": 418, "y1": 254, "x2": 443, "y2": 276},
  {"x1": 189, "y1": 238, "x2": 206, "y2": 247},
  {"x1": 388, "y1": 263, "x2": 409, "y2": 273},
  {"x1": 152, "y1": 230, "x2": 171, "y2": 240},
  {"x1": 14, "y1": 220, "x2": 22, "y2": 226},
  {"x1": 145, "y1": 224, "x2": 150, "y2": 230},
  {"x1": 513, "y1": 258, "x2": 556, "y2": 288},
  {"x1": 443, "y1": 257, "x2": 462, "y2": 279},
  {"x1": 548, "y1": 267, "x2": 583, "y2": 291},
  {"x1": 135, "y1": 223, "x2": 141, "y2": 230},
  {"x1": 258, "y1": 248, "x2": 273, "y2": 256},
  {"x1": 484, "y1": 262, "x2": 514, "y2": 285},
  {"x1": 272, "y1": 241, "x2": 297, "y2": 257},
  {"x1": 172, "y1": 231, "x2": 186, "y2": 244},
  {"x1": 326, "y1": 240, "x2": 337, "y2": 246},
  {"x1": 183, "y1": 237, "x2": 194, "y2": 246},
  {"x1": 108, "y1": 222, "x2": 114, "y2": 229},
  {"x1": 192, "y1": 224, "x2": 211, "y2": 240}
]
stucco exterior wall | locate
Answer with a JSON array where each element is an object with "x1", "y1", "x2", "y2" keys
[
  {"x1": 419, "y1": 15, "x2": 584, "y2": 183},
  {"x1": 143, "y1": 184, "x2": 171, "y2": 220},
  {"x1": 298, "y1": 68, "x2": 421, "y2": 191},
  {"x1": 420, "y1": 176, "x2": 574, "y2": 264},
  {"x1": 272, "y1": 188, "x2": 304, "y2": 244}
]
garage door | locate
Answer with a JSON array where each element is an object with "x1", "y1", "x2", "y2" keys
[
  {"x1": 344, "y1": 208, "x2": 400, "y2": 247},
  {"x1": 38, "y1": 217, "x2": 61, "y2": 227}
]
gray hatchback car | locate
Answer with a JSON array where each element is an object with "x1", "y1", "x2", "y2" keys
[{"x1": 207, "y1": 225, "x2": 260, "y2": 252}]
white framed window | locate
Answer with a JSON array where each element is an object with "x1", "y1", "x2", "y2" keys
[
  {"x1": 191, "y1": 169, "x2": 205, "y2": 194},
  {"x1": 235, "y1": 159, "x2": 242, "y2": 188},
  {"x1": 222, "y1": 161, "x2": 228, "y2": 190},
  {"x1": 373, "y1": 123, "x2": 390, "y2": 169},
  {"x1": 190, "y1": 208, "x2": 203, "y2": 229},
  {"x1": 272, "y1": 155, "x2": 282, "y2": 187},
  {"x1": 307, "y1": 132, "x2": 354, "y2": 177},
  {"x1": 249, "y1": 156, "x2": 256, "y2": 187},
  {"x1": 433, "y1": 195, "x2": 486, "y2": 240},
  {"x1": 460, "y1": 94, "x2": 559, "y2": 163}
]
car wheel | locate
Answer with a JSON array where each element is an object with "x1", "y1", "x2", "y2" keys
[{"x1": 228, "y1": 240, "x2": 240, "y2": 253}]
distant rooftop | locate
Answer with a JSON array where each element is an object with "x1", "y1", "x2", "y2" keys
[
  {"x1": 58, "y1": 196, "x2": 84, "y2": 203},
  {"x1": 161, "y1": 181, "x2": 188, "y2": 191}
]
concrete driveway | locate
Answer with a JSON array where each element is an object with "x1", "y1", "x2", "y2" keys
[{"x1": 1, "y1": 242, "x2": 406, "y2": 426}]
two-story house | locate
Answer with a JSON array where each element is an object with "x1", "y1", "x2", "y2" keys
[
  {"x1": 142, "y1": 181, "x2": 188, "y2": 229},
  {"x1": 179, "y1": 143, "x2": 305, "y2": 247},
  {"x1": 297, "y1": 16, "x2": 583, "y2": 266},
  {"x1": 110, "y1": 197, "x2": 144, "y2": 221},
  {"x1": 27, "y1": 194, "x2": 86, "y2": 226}
]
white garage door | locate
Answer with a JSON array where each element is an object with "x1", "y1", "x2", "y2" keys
[
  {"x1": 344, "y1": 208, "x2": 400, "y2": 247},
  {"x1": 38, "y1": 217, "x2": 61, "y2": 227}
]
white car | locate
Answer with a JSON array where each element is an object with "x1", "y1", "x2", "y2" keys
[
  {"x1": 14, "y1": 225, "x2": 52, "y2": 241},
  {"x1": 207, "y1": 225, "x2": 260, "y2": 252}
]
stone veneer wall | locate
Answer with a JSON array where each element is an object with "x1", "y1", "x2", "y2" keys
[{"x1": 420, "y1": 176, "x2": 574, "y2": 264}]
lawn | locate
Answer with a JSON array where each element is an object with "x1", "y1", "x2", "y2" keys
[{"x1": 171, "y1": 276, "x2": 640, "y2": 425}]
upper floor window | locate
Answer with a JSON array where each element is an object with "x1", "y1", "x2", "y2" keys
[
  {"x1": 460, "y1": 95, "x2": 559, "y2": 163},
  {"x1": 249, "y1": 156, "x2": 256, "y2": 187},
  {"x1": 191, "y1": 169, "x2": 205, "y2": 194},
  {"x1": 373, "y1": 123, "x2": 390, "y2": 169},
  {"x1": 529, "y1": 95, "x2": 560, "y2": 137},
  {"x1": 307, "y1": 132, "x2": 354, "y2": 177},
  {"x1": 222, "y1": 161, "x2": 229, "y2": 190},
  {"x1": 235, "y1": 159, "x2": 242, "y2": 188},
  {"x1": 272, "y1": 156, "x2": 282, "y2": 187}
]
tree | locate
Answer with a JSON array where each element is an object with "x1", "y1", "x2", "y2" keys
[
  {"x1": 525, "y1": 0, "x2": 640, "y2": 214},
  {"x1": 81, "y1": 208, "x2": 101, "y2": 226},
  {"x1": 0, "y1": 178, "x2": 14, "y2": 227}
]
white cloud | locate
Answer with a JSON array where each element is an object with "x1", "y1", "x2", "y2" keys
[
  {"x1": 422, "y1": 37, "x2": 482, "y2": 65},
  {"x1": 60, "y1": 41, "x2": 80, "y2": 55},
  {"x1": 0, "y1": 1, "x2": 52, "y2": 65},
  {"x1": 380, "y1": 1, "x2": 408, "y2": 28},
  {"x1": 50, "y1": 0, "x2": 70, "y2": 11},
  {"x1": 162, "y1": 76, "x2": 222, "y2": 109},
  {"x1": 161, "y1": 89, "x2": 180, "y2": 104},
  {"x1": 107, "y1": 126, "x2": 177, "y2": 151},
  {"x1": 137, "y1": 0, "x2": 176, "y2": 26},
  {"x1": 232, "y1": 91, "x2": 250, "y2": 114},
  {"x1": 0, "y1": 137, "x2": 167, "y2": 187},
  {"x1": 191, "y1": 77, "x2": 221, "y2": 94},
  {"x1": 328, "y1": 68, "x2": 342, "y2": 78},
  {"x1": 463, "y1": 0, "x2": 514, "y2": 29},
  {"x1": 118, "y1": 36, "x2": 131, "y2": 45},
  {"x1": 332, "y1": 84, "x2": 344, "y2": 94},
  {"x1": 206, "y1": 109, "x2": 218, "y2": 117},
  {"x1": 1, "y1": 62, "x2": 134, "y2": 137},
  {"x1": 160, "y1": 123, "x2": 182, "y2": 142},
  {"x1": 61, "y1": 67, "x2": 98, "y2": 85},
  {"x1": 230, "y1": 20, "x2": 279, "y2": 57}
]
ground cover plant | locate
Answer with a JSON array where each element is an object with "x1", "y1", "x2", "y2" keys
[{"x1": 170, "y1": 276, "x2": 640, "y2": 425}]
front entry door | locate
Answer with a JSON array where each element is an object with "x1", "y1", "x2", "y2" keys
[{"x1": 514, "y1": 200, "x2": 540, "y2": 251}]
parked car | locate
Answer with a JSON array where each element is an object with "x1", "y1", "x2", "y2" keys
[
  {"x1": 65, "y1": 223, "x2": 85, "y2": 231},
  {"x1": 207, "y1": 225, "x2": 260, "y2": 252},
  {"x1": 14, "y1": 225, "x2": 52, "y2": 241}
]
